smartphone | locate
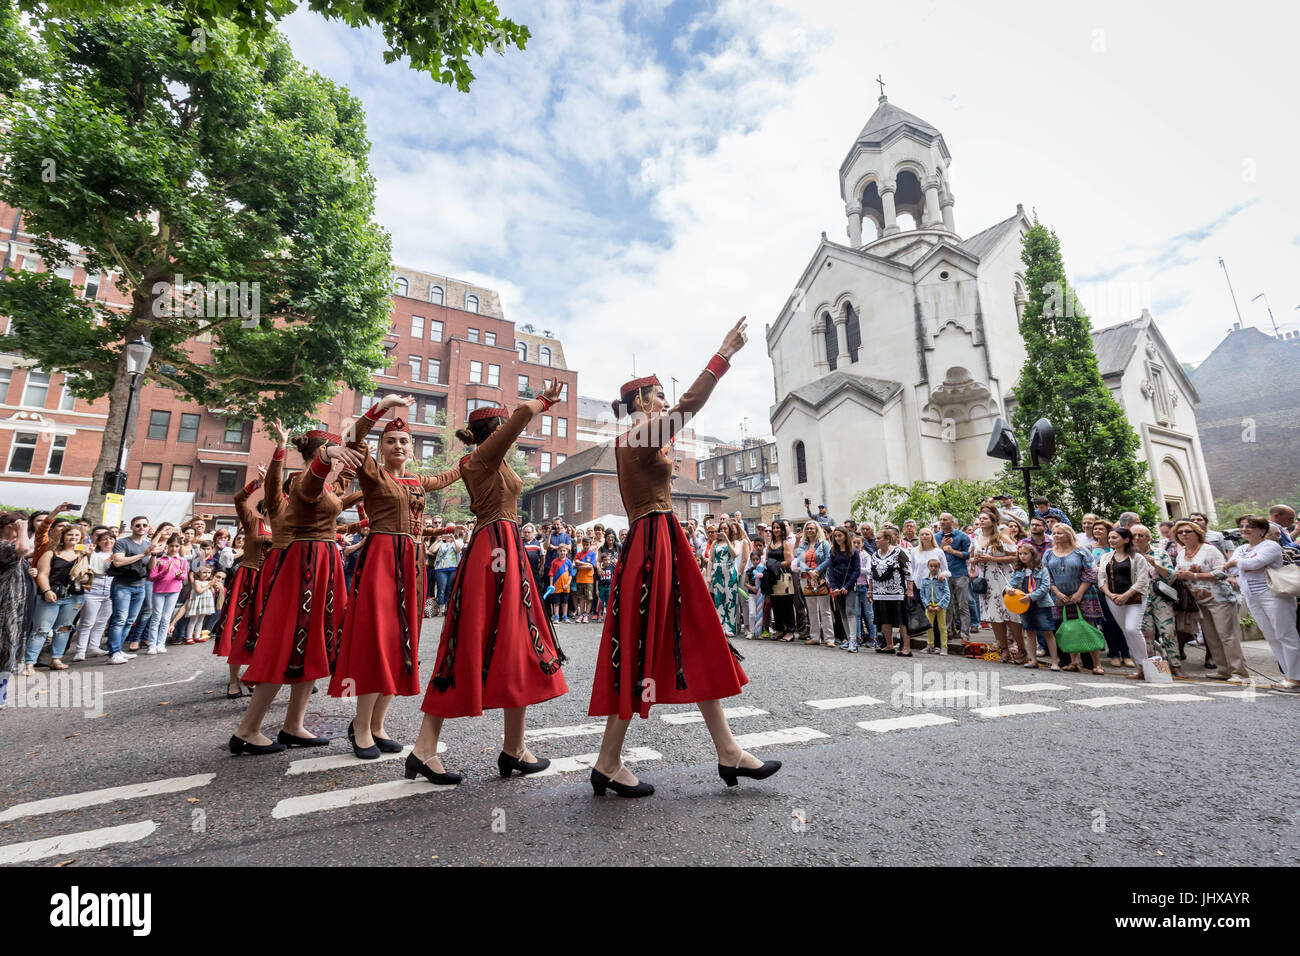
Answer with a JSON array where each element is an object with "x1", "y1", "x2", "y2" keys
[{"x1": 74, "y1": 543, "x2": 88, "y2": 552}]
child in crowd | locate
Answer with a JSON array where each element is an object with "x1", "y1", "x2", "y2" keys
[
  {"x1": 744, "y1": 547, "x2": 764, "y2": 638},
  {"x1": 183, "y1": 565, "x2": 215, "y2": 644},
  {"x1": 919, "y1": 557, "x2": 951, "y2": 655},
  {"x1": 597, "y1": 554, "x2": 614, "y2": 623},
  {"x1": 573, "y1": 536, "x2": 598, "y2": 623},
  {"x1": 1008, "y1": 542, "x2": 1060, "y2": 670},
  {"x1": 547, "y1": 544, "x2": 573, "y2": 624}
]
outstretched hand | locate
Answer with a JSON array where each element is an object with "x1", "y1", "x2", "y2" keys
[
  {"x1": 270, "y1": 418, "x2": 289, "y2": 446},
  {"x1": 540, "y1": 379, "x2": 563, "y2": 404},
  {"x1": 257, "y1": 463, "x2": 267, "y2": 480},
  {"x1": 382, "y1": 394, "x2": 416, "y2": 411},
  {"x1": 718, "y1": 316, "x2": 748, "y2": 361},
  {"x1": 324, "y1": 445, "x2": 364, "y2": 471}
]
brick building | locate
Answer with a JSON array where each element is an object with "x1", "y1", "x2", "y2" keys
[
  {"x1": 0, "y1": 203, "x2": 577, "y2": 527},
  {"x1": 692, "y1": 438, "x2": 782, "y2": 530}
]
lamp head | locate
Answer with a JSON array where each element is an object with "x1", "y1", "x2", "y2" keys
[{"x1": 985, "y1": 417, "x2": 1020, "y2": 464}]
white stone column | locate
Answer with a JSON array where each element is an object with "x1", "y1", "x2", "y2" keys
[
  {"x1": 923, "y1": 177, "x2": 943, "y2": 229},
  {"x1": 812, "y1": 319, "x2": 828, "y2": 370},
  {"x1": 880, "y1": 182, "x2": 899, "y2": 236},
  {"x1": 845, "y1": 202, "x2": 862, "y2": 246},
  {"x1": 833, "y1": 313, "x2": 849, "y2": 362},
  {"x1": 940, "y1": 194, "x2": 955, "y2": 233}
]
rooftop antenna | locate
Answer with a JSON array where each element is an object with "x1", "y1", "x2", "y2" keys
[
  {"x1": 1218, "y1": 257, "x2": 1245, "y2": 328},
  {"x1": 1250, "y1": 292, "x2": 1279, "y2": 338}
]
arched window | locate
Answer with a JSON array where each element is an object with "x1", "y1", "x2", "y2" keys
[
  {"x1": 822, "y1": 312, "x2": 838, "y2": 372},
  {"x1": 539, "y1": 346, "x2": 552, "y2": 366},
  {"x1": 394, "y1": 276, "x2": 409, "y2": 297},
  {"x1": 844, "y1": 302, "x2": 861, "y2": 364},
  {"x1": 465, "y1": 293, "x2": 479, "y2": 313},
  {"x1": 429, "y1": 285, "x2": 444, "y2": 305},
  {"x1": 794, "y1": 440, "x2": 807, "y2": 484},
  {"x1": 516, "y1": 341, "x2": 528, "y2": 362}
]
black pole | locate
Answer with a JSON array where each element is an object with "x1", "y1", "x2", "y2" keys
[
  {"x1": 1021, "y1": 466, "x2": 1034, "y2": 522},
  {"x1": 106, "y1": 371, "x2": 141, "y2": 496}
]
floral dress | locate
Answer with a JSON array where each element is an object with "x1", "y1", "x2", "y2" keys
[
  {"x1": 1140, "y1": 547, "x2": 1180, "y2": 668},
  {"x1": 709, "y1": 541, "x2": 743, "y2": 638},
  {"x1": 1, "y1": 541, "x2": 26, "y2": 692},
  {"x1": 974, "y1": 537, "x2": 1016, "y2": 624}
]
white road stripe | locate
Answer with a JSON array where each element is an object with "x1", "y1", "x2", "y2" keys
[
  {"x1": 1144, "y1": 693, "x2": 1213, "y2": 702},
  {"x1": 971, "y1": 703, "x2": 1060, "y2": 718},
  {"x1": 103, "y1": 669, "x2": 204, "y2": 696},
  {"x1": 284, "y1": 743, "x2": 446, "y2": 776},
  {"x1": 660, "y1": 706, "x2": 768, "y2": 724},
  {"x1": 272, "y1": 779, "x2": 456, "y2": 819},
  {"x1": 905, "y1": 688, "x2": 983, "y2": 702},
  {"x1": 0, "y1": 820, "x2": 158, "y2": 865},
  {"x1": 1072, "y1": 682, "x2": 1146, "y2": 689},
  {"x1": 804, "y1": 695, "x2": 884, "y2": 710},
  {"x1": 0, "y1": 773, "x2": 215, "y2": 823},
  {"x1": 733, "y1": 726, "x2": 829, "y2": 748},
  {"x1": 530, "y1": 747, "x2": 661, "y2": 779},
  {"x1": 856, "y1": 713, "x2": 958, "y2": 733},
  {"x1": 524, "y1": 721, "x2": 607, "y2": 741},
  {"x1": 1067, "y1": 696, "x2": 1146, "y2": 708},
  {"x1": 1209, "y1": 690, "x2": 1265, "y2": 700},
  {"x1": 1000, "y1": 683, "x2": 1072, "y2": 693}
]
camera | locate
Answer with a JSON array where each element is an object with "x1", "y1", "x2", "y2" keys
[{"x1": 1221, "y1": 529, "x2": 1244, "y2": 543}]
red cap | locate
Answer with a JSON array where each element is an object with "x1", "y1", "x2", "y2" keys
[
  {"x1": 305, "y1": 429, "x2": 341, "y2": 443},
  {"x1": 382, "y1": 417, "x2": 410, "y2": 435},
  {"x1": 468, "y1": 406, "x2": 507, "y2": 423},
  {"x1": 620, "y1": 374, "x2": 661, "y2": 404}
]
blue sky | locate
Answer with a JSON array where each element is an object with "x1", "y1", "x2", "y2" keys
[{"x1": 281, "y1": 0, "x2": 1300, "y2": 439}]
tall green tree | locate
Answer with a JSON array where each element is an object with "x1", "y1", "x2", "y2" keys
[
  {"x1": 21, "y1": 0, "x2": 529, "y2": 90},
  {"x1": 1006, "y1": 222, "x2": 1157, "y2": 523},
  {"x1": 0, "y1": 8, "x2": 393, "y2": 517}
]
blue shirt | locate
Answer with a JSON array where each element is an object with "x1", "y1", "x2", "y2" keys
[
  {"x1": 1035, "y1": 506, "x2": 1072, "y2": 527},
  {"x1": 938, "y1": 528, "x2": 971, "y2": 577}
]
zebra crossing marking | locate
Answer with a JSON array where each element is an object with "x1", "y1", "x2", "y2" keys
[
  {"x1": 971, "y1": 703, "x2": 1060, "y2": 718},
  {"x1": 856, "y1": 713, "x2": 958, "y2": 733},
  {"x1": 660, "y1": 706, "x2": 769, "y2": 724},
  {"x1": 905, "y1": 688, "x2": 983, "y2": 703},
  {"x1": 733, "y1": 726, "x2": 829, "y2": 748},
  {"x1": 0, "y1": 820, "x2": 158, "y2": 865},
  {"x1": 284, "y1": 743, "x2": 445, "y2": 776},
  {"x1": 530, "y1": 746, "x2": 661, "y2": 779},
  {"x1": 1144, "y1": 693, "x2": 1213, "y2": 702},
  {"x1": 271, "y1": 778, "x2": 456, "y2": 819},
  {"x1": 1000, "y1": 683, "x2": 1072, "y2": 693},
  {"x1": 0, "y1": 773, "x2": 215, "y2": 823},
  {"x1": 524, "y1": 721, "x2": 607, "y2": 742},
  {"x1": 803, "y1": 695, "x2": 884, "y2": 710},
  {"x1": 1067, "y1": 696, "x2": 1145, "y2": 708}
]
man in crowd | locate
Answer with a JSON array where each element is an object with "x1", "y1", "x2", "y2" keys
[
  {"x1": 1033, "y1": 495, "x2": 1071, "y2": 527},
  {"x1": 1190, "y1": 511, "x2": 1230, "y2": 556},
  {"x1": 1268, "y1": 504, "x2": 1295, "y2": 545},
  {"x1": 938, "y1": 512, "x2": 973, "y2": 639},
  {"x1": 104, "y1": 515, "x2": 156, "y2": 665},
  {"x1": 860, "y1": 523, "x2": 878, "y2": 555},
  {"x1": 901, "y1": 519, "x2": 920, "y2": 549},
  {"x1": 1024, "y1": 516, "x2": 1050, "y2": 557},
  {"x1": 997, "y1": 493, "x2": 1029, "y2": 525},
  {"x1": 804, "y1": 499, "x2": 835, "y2": 531},
  {"x1": 1117, "y1": 511, "x2": 1139, "y2": 530}
]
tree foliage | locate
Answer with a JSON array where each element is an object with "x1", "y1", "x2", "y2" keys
[
  {"x1": 851, "y1": 478, "x2": 1002, "y2": 529},
  {"x1": 1007, "y1": 222, "x2": 1157, "y2": 524},
  {"x1": 20, "y1": 0, "x2": 529, "y2": 91}
]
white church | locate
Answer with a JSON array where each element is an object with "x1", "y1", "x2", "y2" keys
[{"x1": 766, "y1": 92, "x2": 1216, "y2": 522}]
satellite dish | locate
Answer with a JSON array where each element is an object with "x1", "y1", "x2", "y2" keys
[
  {"x1": 985, "y1": 417, "x2": 1020, "y2": 464},
  {"x1": 1029, "y1": 418, "x2": 1056, "y2": 465}
]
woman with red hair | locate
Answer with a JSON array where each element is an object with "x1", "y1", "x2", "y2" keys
[
  {"x1": 405, "y1": 380, "x2": 569, "y2": 785},
  {"x1": 587, "y1": 318, "x2": 780, "y2": 797}
]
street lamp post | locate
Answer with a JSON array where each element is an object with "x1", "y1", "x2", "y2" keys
[
  {"x1": 100, "y1": 336, "x2": 154, "y2": 497},
  {"x1": 986, "y1": 416, "x2": 1055, "y2": 516}
]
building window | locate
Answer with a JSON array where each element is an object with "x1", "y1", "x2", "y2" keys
[
  {"x1": 698, "y1": 463, "x2": 707, "y2": 480},
  {"x1": 412, "y1": 315, "x2": 425, "y2": 338},
  {"x1": 716, "y1": 460, "x2": 724, "y2": 475},
  {"x1": 46, "y1": 435, "x2": 67, "y2": 475},
  {"x1": 420, "y1": 439, "x2": 436, "y2": 459},
  {"x1": 216, "y1": 468, "x2": 239, "y2": 495},
  {"x1": 0, "y1": 368, "x2": 10, "y2": 402},
  {"x1": 517, "y1": 341, "x2": 527, "y2": 362},
  {"x1": 467, "y1": 328, "x2": 479, "y2": 343},
  {"x1": 771, "y1": 445, "x2": 778, "y2": 463},
  {"x1": 428, "y1": 359, "x2": 440, "y2": 383},
  {"x1": 845, "y1": 302, "x2": 861, "y2": 363},
  {"x1": 469, "y1": 361, "x2": 483, "y2": 384},
  {"x1": 541, "y1": 415, "x2": 552, "y2": 436},
  {"x1": 542, "y1": 494, "x2": 550, "y2": 518},
  {"x1": 6, "y1": 431, "x2": 37, "y2": 472},
  {"x1": 487, "y1": 364, "x2": 500, "y2": 387},
  {"x1": 59, "y1": 381, "x2": 77, "y2": 411},
  {"x1": 557, "y1": 418, "x2": 567, "y2": 438},
  {"x1": 749, "y1": 450, "x2": 757, "y2": 468},
  {"x1": 394, "y1": 276, "x2": 409, "y2": 297},
  {"x1": 421, "y1": 402, "x2": 438, "y2": 426},
  {"x1": 484, "y1": 331, "x2": 496, "y2": 347},
  {"x1": 750, "y1": 494, "x2": 758, "y2": 507},
  {"x1": 465, "y1": 398, "x2": 496, "y2": 414},
  {"x1": 518, "y1": 374, "x2": 529, "y2": 396},
  {"x1": 539, "y1": 346, "x2": 552, "y2": 366},
  {"x1": 147, "y1": 410, "x2": 171, "y2": 440},
  {"x1": 170, "y1": 464, "x2": 192, "y2": 491},
  {"x1": 20, "y1": 369, "x2": 50, "y2": 407},
  {"x1": 559, "y1": 383, "x2": 568, "y2": 402},
  {"x1": 430, "y1": 286, "x2": 444, "y2": 305},
  {"x1": 690, "y1": 501, "x2": 707, "y2": 522},
  {"x1": 575, "y1": 483, "x2": 583, "y2": 512},
  {"x1": 556, "y1": 453, "x2": 565, "y2": 465},
  {"x1": 84, "y1": 272, "x2": 100, "y2": 300},
  {"x1": 541, "y1": 452, "x2": 551, "y2": 473},
  {"x1": 224, "y1": 420, "x2": 244, "y2": 443},
  {"x1": 557, "y1": 489, "x2": 565, "y2": 515},
  {"x1": 138, "y1": 462, "x2": 161, "y2": 490},
  {"x1": 430, "y1": 319, "x2": 443, "y2": 342},
  {"x1": 361, "y1": 394, "x2": 379, "y2": 413},
  {"x1": 178, "y1": 413, "x2": 200, "y2": 443},
  {"x1": 822, "y1": 312, "x2": 838, "y2": 372},
  {"x1": 409, "y1": 356, "x2": 422, "y2": 382},
  {"x1": 466, "y1": 294, "x2": 480, "y2": 313},
  {"x1": 794, "y1": 440, "x2": 807, "y2": 484}
]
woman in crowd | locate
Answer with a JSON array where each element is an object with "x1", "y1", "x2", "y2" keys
[
  {"x1": 1097, "y1": 526, "x2": 1151, "y2": 680},
  {"x1": 1, "y1": 511, "x2": 33, "y2": 691},
  {"x1": 909, "y1": 526, "x2": 948, "y2": 586},
  {"x1": 71, "y1": 528, "x2": 117, "y2": 661},
  {"x1": 217, "y1": 468, "x2": 273, "y2": 697},
  {"x1": 1131, "y1": 524, "x2": 1182, "y2": 676},
  {"x1": 728, "y1": 520, "x2": 752, "y2": 634},
  {"x1": 851, "y1": 533, "x2": 876, "y2": 647},
  {"x1": 826, "y1": 527, "x2": 860, "y2": 650},
  {"x1": 230, "y1": 421, "x2": 362, "y2": 756},
  {"x1": 1044, "y1": 522, "x2": 1104, "y2": 674},
  {"x1": 1004, "y1": 515, "x2": 1026, "y2": 545},
  {"x1": 430, "y1": 526, "x2": 461, "y2": 617},
  {"x1": 1226, "y1": 515, "x2": 1300, "y2": 689},
  {"x1": 763, "y1": 518, "x2": 797, "y2": 641},
  {"x1": 972, "y1": 506, "x2": 1024, "y2": 664},
  {"x1": 707, "y1": 521, "x2": 744, "y2": 639},
  {"x1": 1088, "y1": 517, "x2": 1129, "y2": 668},
  {"x1": 795, "y1": 521, "x2": 832, "y2": 645},
  {"x1": 1173, "y1": 520, "x2": 1249, "y2": 683},
  {"x1": 588, "y1": 318, "x2": 779, "y2": 797},
  {"x1": 408, "y1": 381, "x2": 569, "y2": 786},
  {"x1": 23, "y1": 524, "x2": 90, "y2": 674},
  {"x1": 146, "y1": 534, "x2": 189, "y2": 654},
  {"x1": 1007, "y1": 541, "x2": 1059, "y2": 670},
  {"x1": 869, "y1": 526, "x2": 913, "y2": 654}
]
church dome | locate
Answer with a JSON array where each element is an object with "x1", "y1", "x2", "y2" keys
[{"x1": 853, "y1": 95, "x2": 943, "y2": 149}]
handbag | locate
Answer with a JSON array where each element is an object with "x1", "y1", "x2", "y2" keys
[
  {"x1": 1265, "y1": 563, "x2": 1300, "y2": 598},
  {"x1": 969, "y1": 564, "x2": 989, "y2": 594},
  {"x1": 905, "y1": 596, "x2": 931, "y2": 637},
  {"x1": 1152, "y1": 578, "x2": 1178, "y2": 602},
  {"x1": 1054, "y1": 604, "x2": 1105, "y2": 653},
  {"x1": 770, "y1": 569, "x2": 795, "y2": 596}
]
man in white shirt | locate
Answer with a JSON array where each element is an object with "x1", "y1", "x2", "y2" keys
[{"x1": 997, "y1": 493, "x2": 1029, "y2": 526}]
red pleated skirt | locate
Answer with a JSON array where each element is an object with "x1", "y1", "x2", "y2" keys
[
  {"x1": 588, "y1": 511, "x2": 748, "y2": 719},
  {"x1": 421, "y1": 520, "x2": 568, "y2": 718},
  {"x1": 214, "y1": 564, "x2": 259, "y2": 660},
  {"x1": 329, "y1": 533, "x2": 423, "y2": 698},
  {"x1": 241, "y1": 540, "x2": 346, "y2": 685}
]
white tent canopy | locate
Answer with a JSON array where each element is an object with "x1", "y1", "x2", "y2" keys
[
  {"x1": 576, "y1": 513, "x2": 628, "y2": 533},
  {"x1": 0, "y1": 482, "x2": 195, "y2": 527}
]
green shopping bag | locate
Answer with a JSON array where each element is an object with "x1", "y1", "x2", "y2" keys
[{"x1": 1054, "y1": 604, "x2": 1105, "y2": 653}]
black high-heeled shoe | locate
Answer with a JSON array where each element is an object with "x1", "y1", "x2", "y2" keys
[
  {"x1": 497, "y1": 750, "x2": 551, "y2": 777},
  {"x1": 718, "y1": 757, "x2": 782, "y2": 787},
  {"x1": 589, "y1": 766, "x2": 654, "y2": 798},
  {"x1": 403, "y1": 752, "x2": 462, "y2": 785},
  {"x1": 229, "y1": 735, "x2": 287, "y2": 756},
  {"x1": 277, "y1": 729, "x2": 330, "y2": 748},
  {"x1": 347, "y1": 720, "x2": 380, "y2": 760},
  {"x1": 372, "y1": 734, "x2": 403, "y2": 754}
]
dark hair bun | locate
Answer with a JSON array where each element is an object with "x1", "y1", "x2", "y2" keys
[
  {"x1": 291, "y1": 434, "x2": 313, "y2": 456},
  {"x1": 454, "y1": 426, "x2": 476, "y2": 445},
  {"x1": 610, "y1": 398, "x2": 626, "y2": 419}
]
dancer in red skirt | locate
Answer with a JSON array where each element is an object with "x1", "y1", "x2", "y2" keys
[
  {"x1": 406, "y1": 379, "x2": 569, "y2": 786},
  {"x1": 588, "y1": 318, "x2": 780, "y2": 797},
  {"x1": 217, "y1": 464, "x2": 273, "y2": 698},
  {"x1": 328, "y1": 394, "x2": 462, "y2": 759},
  {"x1": 229, "y1": 420, "x2": 362, "y2": 756}
]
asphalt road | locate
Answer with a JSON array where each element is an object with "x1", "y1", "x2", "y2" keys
[{"x1": 3, "y1": 618, "x2": 1297, "y2": 866}]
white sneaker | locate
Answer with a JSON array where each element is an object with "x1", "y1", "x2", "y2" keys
[
  {"x1": 86, "y1": 646, "x2": 108, "y2": 657},
  {"x1": 72, "y1": 652, "x2": 86, "y2": 662},
  {"x1": 157, "y1": 644, "x2": 168, "y2": 653},
  {"x1": 121, "y1": 652, "x2": 137, "y2": 660},
  {"x1": 146, "y1": 646, "x2": 158, "y2": 655},
  {"x1": 1225, "y1": 675, "x2": 1252, "y2": 685},
  {"x1": 107, "y1": 652, "x2": 131, "y2": 665}
]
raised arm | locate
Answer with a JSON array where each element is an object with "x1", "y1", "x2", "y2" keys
[
  {"x1": 264, "y1": 420, "x2": 288, "y2": 520},
  {"x1": 419, "y1": 466, "x2": 461, "y2": 493},
  {"x1": 477, "y1": 378, "x2": 563, "y2": 468}
]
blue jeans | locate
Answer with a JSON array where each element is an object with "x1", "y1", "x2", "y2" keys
[
  {"x1": 854, "y1": 585, "x2": 876, "y2": 644},
  {"x1": 434, "y1": 567, "x2": 456, "y2": 608},
  {"x1": 25, "y1": 594, "x2": 85, "y2": 663},
  {"x1": 106, "y1": 582, "x2": 147, "y2": 655},
  {"x1": 148, "y1": 591, "x2": 181, "y2": 649},
  {"x1": 126, "y1": 580, "x2": 154, "y2": 646}
]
